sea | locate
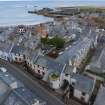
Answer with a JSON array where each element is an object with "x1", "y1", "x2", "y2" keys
[{"x1": 0, "y1": 0, "x2": 105, "y2": 26}]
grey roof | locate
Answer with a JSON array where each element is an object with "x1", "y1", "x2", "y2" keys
[
  {"x1": 87, "y1": 47, "x2": 105, "y2": 74},
  {"x1": 26, "y1": 49, "x2": 40, "y2": 62},
  {"x1": 3, "y1": 92, "x2": 26, "y2": 105},
  {"x1": 0, "y1": 69, "x2": 23, "y2": 88},
  {"x1": 4, "y1": 86, "x2": 45, "y2": 105},
  {"x1": 94, "y1": 86, "x2": 105, "y2": 105},
  {"x1": 11, "y1": 44, "x2": 26, "y2": 55},
  {"x1": 3, "y1": 87, "x2": 46, "y2": 105},
  {"x1": 0, "y1": 42, "x2": 13, "y2": 53},
  {"x1": 35, "y1": 55, "x2": 65, "y2": 74},
  {"x1": 71, "y1": 74, "x2": 95, "y2": 94},
  {"x1": 56, "y1": 37, "x2": 92, "y2": 64},
  {"x1": 13, "y1": 87, "x2": 44, "y2": 105},
  {"x1": 63, "y1": 65, "x2": 74, "y2": 75},
  {"x1": 0, "y1": 67, "x2": 46, "y2": 105},
  {"x1": 0, "y1": 79, "x2": 10, "y2": 104}
]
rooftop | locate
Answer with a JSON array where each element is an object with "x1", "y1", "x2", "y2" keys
[
  {"x1": 93, "y1": 85, "x2": 105, "y2": 105},
  {"x1": 0, "y1": 67, "x2": 46, "y2": 105},
  {"x1": 56, "y1": 37, "x2": 92, "y2": 65},
  {"x1": 71, "y1": 74, "x2": 95, "y2": 94},
  {"x1": 35, "y1": 55, "x2": 65, "y2": 74},
  {"x1": 86, "y1": 47, "x2": 105, "y2": 74}
]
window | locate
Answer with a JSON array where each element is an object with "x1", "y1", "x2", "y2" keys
[
  {"x1": 81, "y1": 97, "x2": 85, "y2": 101},
  {"x1": 38, "y1": 70, "x2": 40, "y2": 74},
  {"x1": 43, "y1": 67, "x2": 44, "y2": 70},
  {"x1": 19, "y1": 58, "x2": 21, "y2": 61},
  {"x1": 38, "y1": 65, "x2": 40, "y2": 67},
  {"x1": 42, "y1": 72, "x2": 45, "y2": 75},
  {"x1": 65, "y1": 74, "x2": 69, "y2": 76},
  {"x1": 82, "y1": 92, "x2": 86, "y2": 96},
  {"x1": 72, "y1": 82, "x2": 75, "y2": 86},
  {"x1": 15, "y1": 57, "x2": 18, "y2": 60}
]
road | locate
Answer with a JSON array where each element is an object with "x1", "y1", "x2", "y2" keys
[{"x1": 0, "y1": 59, "x2": 64, "y2": 105}]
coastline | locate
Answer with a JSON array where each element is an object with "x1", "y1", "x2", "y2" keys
[{"x1": 1, "y1": 6, "x2": 105, "y2": 28}]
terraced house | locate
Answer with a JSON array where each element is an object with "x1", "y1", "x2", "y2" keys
[{"x1": 56, "y1": 37, "x2": 92, "y2": 69}]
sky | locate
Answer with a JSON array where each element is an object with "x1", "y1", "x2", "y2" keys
[{"x1": 0, "y1": 0, "x2": 105, "y2": 1}]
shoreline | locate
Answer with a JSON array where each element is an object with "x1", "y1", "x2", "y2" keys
[{"x1": 1, "y1": 5, "x2": 105, "y2": 28}]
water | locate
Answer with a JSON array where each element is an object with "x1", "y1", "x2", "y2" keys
[{"x1": 0, "y1": 0, "x2": 105, "y2": 26}]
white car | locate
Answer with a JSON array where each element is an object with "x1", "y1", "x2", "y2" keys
[
  {"x1": 0, "y1": 67, "x2": 7, "y2": 73},
  {"x1": 59, "y1": 51, "x2": 64, "y2": 55}
]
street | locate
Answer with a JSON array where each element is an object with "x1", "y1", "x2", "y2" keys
[{"x1": 0, "y1": 59, "x2": 64, "y2": 105}]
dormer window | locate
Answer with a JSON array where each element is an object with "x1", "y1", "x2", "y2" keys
[
  {"x1": 65, "y1": 74, "x2": 69, "y2": 76},
  {"x1": 82, "y1": 92, "x2": 86, "y2": 96},
  {"x1": 72, "y1": 82, "x2": 75, "y2": 86}
]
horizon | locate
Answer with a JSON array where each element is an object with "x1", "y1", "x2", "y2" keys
[{"x1": 0, "y1": 0, "x2": 105, "y2": 1}]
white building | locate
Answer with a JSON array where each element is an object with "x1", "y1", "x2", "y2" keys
[
  {"x1": 70, "y1": 74, "x2": 95, "y2": 103},
  {"x1": 10, "y1": 44, "x2": 26, "y2": 63}
]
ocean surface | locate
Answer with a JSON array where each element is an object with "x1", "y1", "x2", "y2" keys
[{"x1": 0, "y1": 0, "x2": 105, "y2": 26}]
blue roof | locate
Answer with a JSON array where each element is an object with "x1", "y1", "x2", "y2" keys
[
  {"x1": 71, "y1": 74, "x2": 95, "y2": 94},
  {"x1": 35, "y1": 55, "x2": 65, "y2": 74},
  {"x1": 56, "y1": 37, "x2": 91, "y2": 64}
]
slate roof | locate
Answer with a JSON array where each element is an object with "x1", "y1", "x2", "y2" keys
[
  {"x1": 0, "y1": 42, "x2": 13, "y2": 53},
  {"x1": 56, "y1": 37, "x2": 91, "y2": 65},
  {"x1": 93, "y1": 85, "x2": 105, "y2": 105},
  {"x1": 0, "y1": 79, "x2": 10, "y2": 104},
  {"x1": 71, "y1": 74, "x2": 95, "y2": 94},
  {"x1": 86, "y1": 47, "x2": 105, "y2": 74},
  {"x1": 0, "y1": 67, "x2": 46, "y2": 105},
  {"x1": 11, "y1": 44, "x2": 26, "y2": 55},
  {"x1": 35, "y1": 55, "x2": 65, "y2": 74}
]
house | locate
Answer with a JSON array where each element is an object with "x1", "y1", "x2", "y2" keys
[
  {"x1": 4, "y1": 87, "x2": 46, "y2": 105},
  {"x1": 16, "y1": 25, "x2": 26, "y2": 34},
  {"x1": 0, "y1": 42, "x2": 13, "y2": 61},
  {"x1": 25, "y1": 49, "x2": 41, "y2": 71},
  {"x1": 23, "y1": 33, "x2": 40, "y2": 50},
  {"x1": 10, "y1": 44, "x2": 26, "y2": 63},
  {"x1": 85, "y1": 47, "x2": 105, "y2": 80},
  {"x1": 0, "y1": 79, "x2": 11, "y2": 104},
  {"x1": 70, "y1": 74, "x2": 95, "y2": 103},
  {"x1": 0, "y1": 64, "x2": 46, "y2": 105},
  {"x1": 56, "y1": 37, "x2": 92, "y2": 68},
  {"x1": 0, "y1": 68, "x2": 23, "y2": 89},
  {"x1": 93, "y1": 85, "x2": 105, "y2": 105},
  {"x1": 32, "y1": 55, "x2": 75, "y2": 89}
]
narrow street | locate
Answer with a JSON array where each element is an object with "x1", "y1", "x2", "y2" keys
[{"x1": 0, "y1": 59, "x2": 64, "y2": 105}]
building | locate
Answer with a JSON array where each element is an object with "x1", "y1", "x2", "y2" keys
[
  {"x1": 0, "y1": 66, "x2": 46, "y2": 105},
  {"x1": 30, "y1": 55, "x2": 75, "y2": 89},
  {"x1": 70, "y1": 74, "x2": 95, "y2": 103},
  {"x1": 10, "y1": 44, "x2": 26, "y2": 63},
  {"x1": 4, "y1": 87, "x2": 46, "y2": 105},
  {"x1": 56, "y1": 37, "x2": 92, "y2": 68},
  {"x1": 0, "y1": 42, "x2": 13, "y2": 61},
  {"x1": 25, "y1": 49, "x2": 41, "y2": 71},
  {"x1": 93, "y1": 85, "x2": 105, "y2": 105},
  {"x1": 85, "y1": 47, "x2": 105, "y2": 80},
  {"x1": 0, "y1": 79, "x2": 11, "y2": 104}
]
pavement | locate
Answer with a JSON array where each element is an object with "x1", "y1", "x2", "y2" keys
[{"x1": 0, "y1": 59, "x2": 64, "y2": 105}]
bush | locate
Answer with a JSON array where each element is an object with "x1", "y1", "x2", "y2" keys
[{"x1": 41, "y1": 36, "x2": 65, "y2": 48}]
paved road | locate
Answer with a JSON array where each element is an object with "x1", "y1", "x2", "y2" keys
[{"x1": 0, "y1": 59, "x2": 64, "y2": 105}]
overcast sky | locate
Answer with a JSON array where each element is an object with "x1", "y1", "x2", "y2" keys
[{"x1": 0, "y1": 0, "x2": 105, "y2": 1}]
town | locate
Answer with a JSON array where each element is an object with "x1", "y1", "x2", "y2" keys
[{"x1": 0, "y1": 6, "x2": 105, "y2": 105}]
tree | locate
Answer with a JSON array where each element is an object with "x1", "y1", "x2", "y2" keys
[
  {"x1": 50, "y1": 36, "x2": 65, "y2": 48},
  {"x1": 41, "y1": 36, "x2": 65, "y2": 49}
]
